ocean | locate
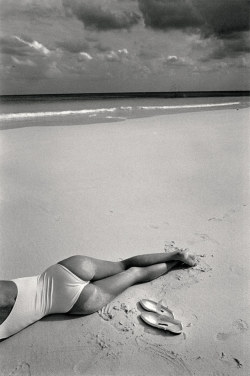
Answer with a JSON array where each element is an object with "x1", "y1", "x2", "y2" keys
[{"x1": 0, "y1": 92, "x2": 249, "y2": 131}]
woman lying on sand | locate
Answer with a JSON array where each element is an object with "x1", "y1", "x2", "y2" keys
[{"x1": 0, "y1": 250, "x2": 195, "y2": 340}]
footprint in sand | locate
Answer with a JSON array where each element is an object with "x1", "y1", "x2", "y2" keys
[
  {"x1": 135, "y1": 337, "x2": 193, "y2": 376},
  {"x1": 73, "y1": 360, "x2": 89, "y2": 375},
  {"x1": 8, "y1": 362, "x2": 31, "y2": 376},
  {"x1": 194, "y1": 233, "x2": 220, "y2": 245},
  {"x1": 208, "y1": 204, "x2": 247, "y2": 223},
  {"x1": 73, "y1": 359, "x2": 95, "y2": 375},
  {"x1": 216, "y1": 319, "x2": 248, "y2": 341},
  {"x1": 219, "y1": 352, "x2": 243, "y2": 370},
  {"x1": 98, "y1": 303, "x2": 114, "y2": 321},
  {"x1": 232, "y1": 319, "x2": 248, "y2": 332}
]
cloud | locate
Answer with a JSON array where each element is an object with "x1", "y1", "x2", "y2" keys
[
  {"x1": 78, "y1": 52, "x2": 93, "y2": 61},
  {"x1": 192, "y1": 62, "x2": 227, "y2": 74},
  {"x1": 196, "y1": 0, "x2": 250, "y2": 38},
  {"x1": 118, "y1": 48, "x2": 128, "y2": 54},
  {"x1": 234, "y1": 57, "x2": 250, "y2": 69},
  {"x1": 203, "y1": 36, "x2": 250, "y2": 61},
  {"x1": 55, "y1": 39, "x2": 90, "y2": 54},
  {"x1": 0, "y1": 35, "x2": 50, "y2": 57},
  {"x1": 105, "y1": 51, "x2": 121, "y2": 61},
  {"x1": 97, "y1": 48, "x2": 129, "y2": 62},
  {"x1": 192, "y1": 31, "x2": 250, "y2": 62},
  {"x1": 0, "y1": 0, "x2": 63, "y2": 20},
  {"x1": 94, "y1": 42, "x2": 111, "y2": 52},
  {"x1": 138, "y1": 0, "x2": 202, "y2": 31},
  {"x1": 0, "y1": 35, "x2": 29, "y2": 56},
  {"x1": 138, "y1": 0, "x2": 250, "y2": 38},
  {"x1": 138, "y1": 0, "x2": 250, "y2": 63},
  {"x1": 14, "y1": 36, "x2": 50, "y2": 55},
  {"x1": 62, "y1": 0, "x2": 140, "y2": 31},
  {"x1": 138, "y1": 46, "x2": 160, "y2": 60},
  {"x1": 166, "y1": 56, "x2": 178, "y2": 64},
  {"x1": 46, "y1": 61, "x2": 62, "y2": 77},
  {"x1": 0, "y1": 33, "x2": 63, "y2": 82},
  {"x1": 162, "y1": 55, "x2": 193, "y2": 68},
  {"x1": 5, "y1": 55, "x2": 54, "y2": 80},
  {"x1": 11, "y1": 56, "x2": 36, "y2": 66}
]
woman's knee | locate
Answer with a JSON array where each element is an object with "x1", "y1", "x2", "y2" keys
[
  {"x1": 127, "y1": 264, "x2": 167, "y2": 283},
  {"x1": 126, "y1": 266, "x2": 145, "y2": 281}
]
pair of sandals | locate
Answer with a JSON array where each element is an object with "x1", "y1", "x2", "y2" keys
[{"x1": 140, "y1": 299, "x2": 183, "y2": 334}]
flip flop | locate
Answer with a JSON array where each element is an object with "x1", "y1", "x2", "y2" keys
[
  {"x1": 140, "y1": 299, "x2": 175, "y2": 319},
  {"x1": 140, "y1": 312, "x2": 182, "y2": 334}
]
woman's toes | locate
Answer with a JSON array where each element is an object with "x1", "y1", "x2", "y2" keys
[{"x1": 188, "y1": 255, "x2": 197, "y2": 266}]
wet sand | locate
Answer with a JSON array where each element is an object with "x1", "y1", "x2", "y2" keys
[{"x1": 0, "y1": 108, "x2": 249, "y2": 375}]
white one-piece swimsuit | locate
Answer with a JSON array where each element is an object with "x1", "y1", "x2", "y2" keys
[{"x1": 0, "y1": 264, "x2": 89, "y2": 339}]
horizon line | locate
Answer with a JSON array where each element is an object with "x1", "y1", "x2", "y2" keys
[{"x1": 1, "y1": 90, "x2": 250, "y2": 99}]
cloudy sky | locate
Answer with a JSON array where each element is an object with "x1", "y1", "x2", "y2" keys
[{"x1": 0, "y1": 0, "x2": 249, "y2": 94}]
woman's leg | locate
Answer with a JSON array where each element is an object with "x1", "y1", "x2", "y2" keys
[
  {"x1": 69, "y1": 261, "x2": 178, "y2": 315},
  {"x1": 122, "y1": 251, "x2": 195, "y2": 269},
  {"x1": 59, "y1": 250, "x2": 195, "y2": 282}
]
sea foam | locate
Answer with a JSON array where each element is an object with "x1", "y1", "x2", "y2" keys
[{"x1": 0, "y1": 102, "x2": 240, "y2": 121}]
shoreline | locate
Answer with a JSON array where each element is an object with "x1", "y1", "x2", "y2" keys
[
  {"x1": 0, "y1": 107, "x2": 249, "y2": 375},
  {"x1": 0, "y1": 100, "x2": 249, "y2": 132}
]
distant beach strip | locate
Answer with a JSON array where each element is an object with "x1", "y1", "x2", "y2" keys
[{"x1": 0, "y1": 92, "x2": 249, "y2": 130}]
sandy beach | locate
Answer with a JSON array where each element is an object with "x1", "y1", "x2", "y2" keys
[{"x1": 0, "y1": 107, "x2": 249, "y2": 376}]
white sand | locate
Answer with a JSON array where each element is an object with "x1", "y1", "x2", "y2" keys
[{"x1": 0, "y1": 108, "x2": 249, "y2": 375}]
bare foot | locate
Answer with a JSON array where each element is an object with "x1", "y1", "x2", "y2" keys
[{"x1": 176, "y1": 250, "x2": 197, "y2": 267}]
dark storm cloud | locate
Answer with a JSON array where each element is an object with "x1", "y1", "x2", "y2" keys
[
  {"x1": 138, "y1": 0, "x2": 203, "y2": 31},
  {"x1": 201, "y1": 33, "x2": 250, "y2": 61},
  {"x1": 62, "y1": 0, "x2": 140, "y2": 31},
  {"x1": 55, "y1": 39, "x2": 90, "y2": 53},
  {"x1": 196, "y1": 0, "x2": 250, "y2": 38},
  {"x1": 138, "y1": 0, "x2": 250, "y2": 37}
]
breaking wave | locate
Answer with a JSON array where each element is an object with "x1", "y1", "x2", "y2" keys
[
  {"x1": 0, "y1": 102, "x2": 240, "y2": 121},
  {"x1": 137, "y1": 102, "x2": 240, "y2": 110}
]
